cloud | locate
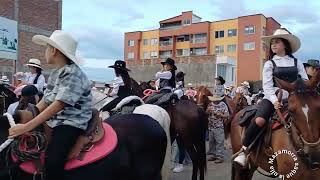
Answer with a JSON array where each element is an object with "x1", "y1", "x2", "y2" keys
[
  {"x1": 82, "y1": 58, "x2": 115, "y2": 69},
  {"x1": 65, "y1": 26, "x2": 124, "y2": 59}
]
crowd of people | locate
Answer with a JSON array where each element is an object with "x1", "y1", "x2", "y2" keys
[{"x1": 0, "y1": 27, "x2": 319, "y2": 178}]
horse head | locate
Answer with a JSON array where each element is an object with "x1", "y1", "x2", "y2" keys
[
  {"x1": 195, "y1": 86, "x2": 212, "y2": 109},
  {"x1": 275, "y1": 70, "x2": 320, "y2": 168}
]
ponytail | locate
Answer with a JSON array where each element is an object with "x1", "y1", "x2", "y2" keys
[{"x1": 33, "y1": 68, "x2": 42, "y2": 84}]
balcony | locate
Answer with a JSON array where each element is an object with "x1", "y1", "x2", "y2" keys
[
  {"x1": 159, "y1": 41, "x2": 173, "y2": 46},
  {"x1": 191, "y1": 37, "x2": 207, "y2": 44}
]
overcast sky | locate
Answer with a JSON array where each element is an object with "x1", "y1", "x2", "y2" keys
[{"x1": 62, "y1": 0, "x2": 320, "y2": 68}]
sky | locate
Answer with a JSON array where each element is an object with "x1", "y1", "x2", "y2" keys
[{"x1": 62, "y1": 0, "x2": 320, "y2": 69}]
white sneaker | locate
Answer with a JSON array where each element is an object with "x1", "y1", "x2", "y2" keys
[
  {"x1": 234, "y1": 152, "x2": 247, "y2": 167},
  {"x1": 173, "y1": 164, "x2": 184, "y2": 173}
]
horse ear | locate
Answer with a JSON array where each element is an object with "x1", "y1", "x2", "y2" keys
[
  {"x1": 274, "y1": 77, "x2": 295, "y2": 92},
  {"x1": 306, "y1": 69, "x2": 320, "y2": 89}
]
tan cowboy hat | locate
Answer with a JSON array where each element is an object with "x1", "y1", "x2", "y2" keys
[
  {"x1": 208, "y1": 94, "x2": 224, "y2": 101},
  {"x1": 25, "y1": 58, "x2": 42, "y2": 69},
  {"x1": 241, "y1": 81, "x2": 250, "y2": 88},
  {"x1": 32, "y1": 30, "x2": 84, "y2": 65},
  {"x1": 261, "y1": 28, "x2": 301, "y2": 53}
]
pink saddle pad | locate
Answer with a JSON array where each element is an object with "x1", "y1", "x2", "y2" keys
[{"x1": 13, "y1": 122, "x2": 118, "y2": 173}]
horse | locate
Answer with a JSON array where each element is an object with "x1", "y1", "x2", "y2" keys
[
  {"x1": 0, "y1": 84, "x2": 18, "y2": 114},
  {"x1": 233, "y1": 92, "x2": 249, "y2": 113},
  {"x1": 0, "y1": 111, "x2": 168, "y2": 180},
  {"x1": 226, "y1": 74, "x2": 320, "y2": 180},
  {"x1": 139, "y1": 83, "x2": 207, "y2": 180}
]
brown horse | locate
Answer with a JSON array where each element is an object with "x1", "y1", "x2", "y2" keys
[
  {"x1": 233, "y1": 93, "x2": 249, "y2": 113},
  {"x1": 139, "y1": 85, "x2": 207, "y2": 180},
  {"x1": 227, "y1": 74, "x2": 320, "y2": 180}
]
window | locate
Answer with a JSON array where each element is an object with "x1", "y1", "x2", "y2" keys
[
  {"x1": 159, "y1": 51, "x2": 172, "y2": 58},
  {"x1": 176, "y1": 35, "x2": 190, "y2": 42},
  {"x1": 244, "y1": 26, "x2": 255, "y2": 35},
  {"x1": 228, "y1": 29, "x2": 237, "y2": 37},
  {"x1": 151, "y1": 51, "x2": 158, "y2": 58},
  {"x1": 215, "y1": 30, "x2": 224, "y2": 38},
  {"x1": 150, "y1": 38, "x2": 158, "y2": 45},
  {"x1": 227, "y1": 44, "x2": 237, "y2": 52},
  {"x1": 128, "y1": 40, "x2": 134, "y2": 47},
  {"x1": 192, "y1": 33, "x2": 207, "y2": 43},
  {"x1": 127, "y1": 52, "x2": 134, "y2": 59},
  {"x1": 244, "y1": 42, "x2": 255, "y2": 51},
  {"x1": 231, "y1": 67, "x2": 235, "y2": 81},
  {"x1": 176, "y1": 49, "x2": 190, "y2": 57},
  {"x1": 143, "y1": 39, "x2": 149, "y2": 46},
  {"x1": 183, "y1": 19, "x2": 191, "y2": 25},
  {"x1": 143, "y1": 51, "x2": 149, "y2": 59},
  {"x1": 217, "y1": 65, "x2": 227, "y2": 80},
  {"x1": 215, "y1": 45, "x2": 224, "y2": 54},
  {"x1": 191, "y1": 48, "x2": 207, "y2": 56}
]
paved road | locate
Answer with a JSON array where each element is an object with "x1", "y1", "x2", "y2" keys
[{"x1": 169, "y1": 149, "x2": 273, "y2": 180}]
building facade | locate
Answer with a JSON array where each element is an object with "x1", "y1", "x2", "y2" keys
[
  {"x1": 124, "y1": 11, "x2": 281, "y2": 85},
  {"x1": 0, "y1": 0, "x2": 62, "y2": 81}
]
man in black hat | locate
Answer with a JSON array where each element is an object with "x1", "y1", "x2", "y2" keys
[
  {"x1": 100, "y1": 60, "x2": 134, "y2": 113},
  {"x1": 303, "y1": 59, "x2": 320, "y2": 79}
]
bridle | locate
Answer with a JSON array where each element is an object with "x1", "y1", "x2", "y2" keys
[{"x1": 276, "y1": 89, "x2": 320, "y2": 170}]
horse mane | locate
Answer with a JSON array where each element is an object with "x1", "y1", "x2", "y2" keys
[{"x1": 294, "y1": 78, "x2": 308, "y2": 93}]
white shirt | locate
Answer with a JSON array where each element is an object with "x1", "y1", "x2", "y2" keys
[
  {"x1": 109, "y1": 76, "x2": 124, "y2": 97},
  {"x1": 24, "y1": 72, "x2": 46, "y2": 93},
  {"x1": 263, "y1": 55, "x2": 308, "y2": 104},
  {"x1": 155, "y1": 71, "x2": 172, "y2": 90},
  {"x1": 7, "y1": 101, "x2": 19, "y2": 115}
]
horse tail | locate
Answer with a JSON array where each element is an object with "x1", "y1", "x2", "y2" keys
[
  {"x1": 197, "y1": 107, "x2": 207, "y2": 174},
  {"x1": 224, "y1": 114, "x2": 234, "y2": 139},
  {"x1": 133, "y1": 104, "x2": 171, "y2": 180}
]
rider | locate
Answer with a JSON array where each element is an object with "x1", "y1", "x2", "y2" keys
[
  {"x1": 100, "y1": 60, "x2": 133, "y2": 113},
  {"x1": 234, "y1": 28, "x2": 308, "y2": 167},
  {"x1": 174, "y1": 71, "x2": 185, "y2": 99},
  {"x1": 8, "y1": 30, "x2": 93, "y2": 180},
  {"x1": 303, "y1": 59, "x2": 320, "y2": 92},
  {"x1": 214, "y1": 76, "x2": 225, "y2": 96},
  {"x1": 185, "y1": 83, "x2": 197, "y2": 99},
  {"x1": 145, "y1": 58, "x2": 177, "y2": 104},
  {"x1": 236, "y1": 81, "x2": 252, "y2": 105},
  {"x1": 24, "y1": 58, "x2": 46, "y2": 97},
  {"x1": 7, "y1": 85, "x2": 39, "y2": 115}
]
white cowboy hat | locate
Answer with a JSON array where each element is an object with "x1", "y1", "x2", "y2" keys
[
  {"x1": 187, "y1": 83, "x2": 193, "y2": 87},
  {"x1": 25, "y1": 58, "x2": 42, "y2": 69},
  {"x1": 208, "y1": 94, "x2": 224, "y2": 101},
  {"x1": 32, "y1": 30, "x2": 84, "y2": 65},
  {"x1": 225, "y1": 86, "x2": 232, "y2": 90},
  {"x1": 261, "y1": 28, "x2": 301, "y2": 53},
  {"x1": 241, "y1": 81, "x2": 250, "y2": 88},
  {"x1": 1, "y1": 76, "x2": 9, "y2": 82}
]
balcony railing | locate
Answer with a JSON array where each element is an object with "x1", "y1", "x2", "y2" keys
[
  {"x1": 159, "y1": 41, "x2": 173, "y2": 46},
  {"x1": 191, "y1": 38, "x2": 207, "y2": 44}
]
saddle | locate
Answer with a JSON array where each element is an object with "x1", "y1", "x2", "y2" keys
[
  {"x1": 155, "y1": 92, "x2": 179, "y2": 107},
  {"x1": 111, "y1": 96, "x2": 144, "y2": 115},
  {"x1": 19, "y1": 104, "x2": 105, "y2": 160}
]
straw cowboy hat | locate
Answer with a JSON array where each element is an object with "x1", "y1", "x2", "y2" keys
[
  {"x1": 108, "y1": 60, "x2": 131, "y2": 71},
  {"x1": 261, "y1": 28, "x2": 301, "y2": 53},
  {"x1": 25, "y1": 58, "x2": 42, "y2": 69},
  {"x1": 208, "y1": 94, "x2": 224, "y2": 101},
  {"x1": 241, "y1": 81, "x2": 250, "y2": 88},
  {"x1": 161, "y1": 58, "x2": 177, "y2": 70},
  {"x1": 32, "y1": 30, "x2": 84, "y2": 65}
]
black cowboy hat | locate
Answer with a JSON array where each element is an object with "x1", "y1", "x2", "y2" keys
[
  {"x1": 161, "y1": 58, "x2": 177, "y2": 70},
  {"x1": 176, "y1": 71, "x2": 185, "y2": 81},
  {"x1": 214, "y1": 76, "x2": 226, "y2": 85},
  {"x1": 108, "y1": 60, "x2": 131, "y2": 71}
]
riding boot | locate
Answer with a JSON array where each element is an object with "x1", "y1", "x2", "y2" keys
[{"x1": 234, "y1": 120, "x2": 263, "y2": 167}]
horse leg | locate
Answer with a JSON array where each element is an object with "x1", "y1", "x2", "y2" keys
[{"x1": 186, "y1": 145, "x2": 199, "y2": 180}]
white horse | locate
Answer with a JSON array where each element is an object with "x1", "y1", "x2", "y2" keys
[{"x1": 92, "y1": 90, "x2": 171, "y2": 180}]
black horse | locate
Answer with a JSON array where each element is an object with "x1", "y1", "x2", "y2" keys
[
  {"x1": 0, "y1": 84, "x2": 18, "y2": 114},
  {"x1": 0, "y1": 113, "x2": 167, "y2": 180}
]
